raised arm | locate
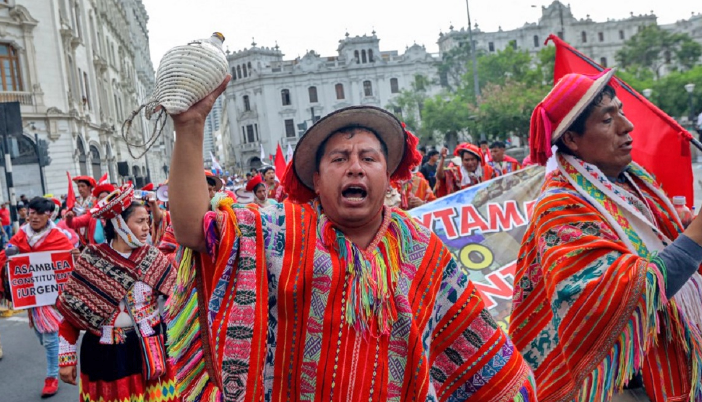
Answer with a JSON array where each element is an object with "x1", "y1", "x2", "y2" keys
[
  {"x1": 436, "y1": 147, "x2": 448, "y2": 181},
  {"x1": 169, "y1": 76, "x2": 230, "y2": 251}
]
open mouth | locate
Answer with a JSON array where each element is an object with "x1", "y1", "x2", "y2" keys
[{"x1": 341, "y1": 184, "x2": 368, "y2": 201}]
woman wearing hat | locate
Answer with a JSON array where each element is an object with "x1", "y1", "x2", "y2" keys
[
  {"x1": 165, "y1": 75, "x2": 535, "y2": 402},
  {"x1": 64, "y1": 180, "x2": 115, "y2": 246},
  {"x1": 244, "y1": 174, "x2": 276, "y2": 208},
  {"x1": 435, "y1": 142, "x2": 495, "y2": 197},
  {"x1": 56, "y1": 185, "x2": 178, "y2": 402}
]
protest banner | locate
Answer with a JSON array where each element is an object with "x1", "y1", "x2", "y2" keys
[
  {"x1": 409, "y1": 165, "x2": 545, "y2": 330},
  {"x1": 7, "y1": 250, "x2": 74, "y2": 309}
]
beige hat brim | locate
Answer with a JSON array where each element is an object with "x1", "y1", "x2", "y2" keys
[{"x1": 293, "y1": 106, "x2": 406, "y2": 190}]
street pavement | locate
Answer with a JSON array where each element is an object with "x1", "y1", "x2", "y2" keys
[{"x1": 0, "y1": 311, "x2": 78, "y2": 402}]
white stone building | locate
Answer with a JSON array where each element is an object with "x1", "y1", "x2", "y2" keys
[
  {"x1": 223, "y1": 33, "x2": 440, "y2": 171},
  {"x1": 0, "y1": 0, "x2": 169, "y2": 202},
  {"x1": 437, "y1": 1, "x2": 701, "y2": 72}
]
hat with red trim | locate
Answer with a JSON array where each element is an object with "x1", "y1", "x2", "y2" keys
[
  {"x1": 454, "y1": 143, "x2": 483, "y2": 161},
  {"x1": 204, "y1": 170, "x2": 223, "y2": 191},
  {"x1": 90, "y1": 184, "x2": 134, "y2": 220},
  {"x1": 72, "y1": 175, "x2": 96, "y2": 188},
  {"x1": 529, "y1": 68, "x2": 616, "y2": 165}
]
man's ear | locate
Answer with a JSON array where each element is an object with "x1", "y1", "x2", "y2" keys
[
  {"x1": 312, "y1": 172, "x2": 320, "y2": 195},
  {"x1": 560, "y1": 130, "x2": 579, "y2": 154}
]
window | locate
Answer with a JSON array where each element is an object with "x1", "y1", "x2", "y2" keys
[
  {"x1": 308, "y1": 86, "x2": 318, "y2": 103},
  {"x1": 281, "y1": 89, "x2": 291, "y2": 106},
  {"x1": 363, "y1": 80, "x2": 373, "y2": 97},
  {"x1": 243, "y1": 95, "x2": 250, "y2": 111},
  {"x1": 368, "y1": 49, "x2": 374, "y2": 62},
  {"x1": 236, "y1": 65, "x2": 241, "y2": 79},
  {"x1": 246, "y1": 125, "x2": 255, "y2": 143},
  {"x1": 335, "y1": 83, "x2": 345, "y2": 99},
  {"x1": 598, "y1": 32, "x2": 604, "y2": 42},
  {"x1": 361, "y1": 49, "x2": 367, "y2": 63},
  {"x1": 354, "y1": 50, "x2": 359, "y2": 64},
  {"x1": 600, "y1": 57, "x2": 607, "y2": 67},
  {"x1": 581, "y1": 31, "x2": 587, "y2": 43},
  {"x1": 255, "y1": 124, "x2": 259, "y2": 140},
  {"x1": 285, "y1": 119, "x2": 295, "y2": 138},
  {"x1": 0, "y1": 44, "x2": 23, "y2": 91},
  {"x1": 557, "y1": 31, "x2": 564, "y2": 39},
  {"x1": 390, "y1": 78, "x2": 399, "y2": 93},
  {"x1": 248, "y1": 62, "x2": 252, "y2": 73},
  {"x1": 619, "y1": 30, "x2": 625, "y2": 40},
  {"x1": 231, "y1": 67, "x2": 237, "y2": 80},
  {"x1": 242, "y1": 64, "x2": 247, "y2": 78},
  {"x1": 241, "y1": 126, "x2": 246, "y2": 143},
  {"x1": 488, "y1": 42, "x2": 495, "y2": 52},
  {"x1": 83, "y1": 71, "x2": 91, "y2": 110},
  {"x1": 533, "y1": 35, "x2": 539, "y2": 48},
  {"x1": 78, "y1": 68, "x2": 85, "y2": 104},
  {"x1": 414, "y1": 75, "x2": 426, "y2": 91},
  {"x1": 393, "y1": 107, "x2": 402, "y2": 117}
]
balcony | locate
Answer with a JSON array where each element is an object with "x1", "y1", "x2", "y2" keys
[
  {"x1": 0, "y1": 91, "x2": 34, "y2": 105},
  {"x1": 239, "y1": 141, "x2": 260, "y2": 151}
]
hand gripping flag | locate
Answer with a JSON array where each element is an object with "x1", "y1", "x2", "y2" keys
[
  {"x1": 547, "y1": 34, "x2": 694, "y2": 206},
  {"x1": 65, "y1": 172, "x2": 76, "y2": 210}
]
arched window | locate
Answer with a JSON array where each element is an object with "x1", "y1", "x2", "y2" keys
[
  {"x1": 231, "y1": 67, "x2": 237, "y2": 80},
  {"x1": 281, "y1": 89, "x2": 291, "y2": 106},
  {"x1": 581, "y1": 31, "x2": 587, "y2": 43},
  {"x1": 368, "y1": 49, "x2": 374, "y2": 62},
  {"x1": 77, "y1": 138, "x2": 88, "y2": 175},
  {"x1": 242, "y1": 64, "x2": 247, "y2": 77},
  {"x1": 83, "y1": 71, "x2": 91, "y2": 110},
  {"x1": 243, "y1": 95, "x2": 251, "y2": 111},
  {"x1": 533, "y1": 35, "x2": 539, "y2": 48},
  {"x1": 363, "y1": 80, "x2": 373, "y2": 97},
  {"x1": 390, "y1": 78, "x2": 399, "y2": 94},
  {"x1": 600, "y1": 57, "x2": 608, "y2": 67},
  {"x1": 335, "y1": 83, "x2": 345, "y2": 100},
  {"x1": 236, "y1": 65, "x2": 242, "y2": 79},
  {"x1": 361, "y1": 50, "x2": 367, "y2": 63},
  {"x1": 90, "y1": 145, "x2": 101, "y2": 178},
  {"x1": 247, "y1": 62, "x2": 252, "y2": 72},
  {"x1": 0, "y1": 44, "x2": 23, "y2": 91},
  {"x1": 308, "y1": 86, "x2": 318, "y2": 103},
  {"x1": 354, "y1": 50, "x2": 359, "y2": 64}
]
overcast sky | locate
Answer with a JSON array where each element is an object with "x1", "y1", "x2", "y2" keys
[{"x1": 141, "y1": 0, "x2": 699, "y2": 68}]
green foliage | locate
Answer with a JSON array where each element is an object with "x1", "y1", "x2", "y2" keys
[
  {"x1": 385, "y1": 74, "x2": 431, "y2": 138},
  {"x1": 615, "y1": 25, "x2": 702, "y2": 79},
  {"x1": 420, "y1": 93, "x2": 474, "y2": 143},
  {"x1": 616, "y1": 66, "x2": 702, "y2": 118}
]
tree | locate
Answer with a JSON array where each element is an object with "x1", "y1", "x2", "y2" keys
[
  {"x1": 421, "y1": 93, "x2": 474, "y2": 146},
  {"x1": 385, "y1": 74, "x2": 432, "y2": 138},
  {"x1": 615, "y1": 25, "x2": 702, "y2": 80},
  {"x1": 469, "y1": 80, "x2": 549, "y2": 144}
]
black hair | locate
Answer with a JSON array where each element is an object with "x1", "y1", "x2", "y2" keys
[
  {"x1": 478, "y1": 140, "x2": 488, "y2": 146},
  {"x1": 245, "y1": 172, "x2": 252, "y2": 177},
  {"x1": 253, "y1": 183, "x2": 266, "y2": 193},
  {"x1": 427, "y1": 149, "x2": 440, "y2": 157},
  {"x1": 556, "y1": 85, "x2": 617, "y2": 155},
  {"x1": 27, "y1": 197, "x2": 55, "y2": 214},
  {"x1": 76, "y1": 179, "x2": 93, "y2": 187},
  {"x1": 418, "y1": 145, "x2": 427, "y2": 152},
  {"x1": 314, "y1": 126, "x2": 389, "y2": 172},
  {"x1": 16, "y1": 203, "x2": 26, "y2": 210},
  {"x1": 206, "y1": 177, "x2": 218, "y2": 187},
  {"x1": 261, "y1": 166, "x2": 275, "y2": 175},
  {"x1": 103, "y1": 201, "x2": 146, "y2": 242},
  {"x1": 490, "y1": 141, "x2": 506, "y2": 149}
]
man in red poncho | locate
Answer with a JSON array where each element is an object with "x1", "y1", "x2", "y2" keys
[{"x1": 0, "y1": 197, "x2": 75, "y2": 398}]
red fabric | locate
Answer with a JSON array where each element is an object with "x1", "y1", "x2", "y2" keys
[
  {"x1": 141, "y1": 183, "x2": 154, "y2": 191},
  {"x1": 65, "y1": 213, "x2": 99, "y2": 246},
  {"x1": 72, "y1": 175, "x2": 96, "y2": 188},
  {"x1": 0, "y1": 207, "x2": 9, "y2": 226},
  {"x1": 274, "y1": 143, "x2": 286, "y2": 182},
  {"x1": 549, "y1": 34, "x2": 694, "y2": 206},
  {"x1": 66, "y1": 172, "x2": 76, "y2": 211},
  {"x1": 245, "y1": 175, "x2": 263, "y2": 192}
]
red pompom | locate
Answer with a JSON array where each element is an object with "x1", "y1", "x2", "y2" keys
[
  {"x1": 390, "y1": 129, "x2": 422, "y2": 183},
  {"x1": 281, "y1": 159, "x2": 316, "y2": 204}
]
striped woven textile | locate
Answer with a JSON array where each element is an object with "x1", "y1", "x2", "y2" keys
[
  {"x1": 510, "y1": 153, "x2": 702, "y2": 402},
  {"x1": 166, "y1": 197, "x2": 536, "y2": 402}
]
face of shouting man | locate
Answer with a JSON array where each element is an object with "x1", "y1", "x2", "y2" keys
[
  {"x1": 313, "y1": 129, "x2": 389, "y2": 237},
  {"x1": 461, "y1": 151, "x2": 480, "y2": 173}
]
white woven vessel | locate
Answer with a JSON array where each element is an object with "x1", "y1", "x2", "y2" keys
[{"x1": 147, "y1": 32, "x2": 228, "y2": 117}]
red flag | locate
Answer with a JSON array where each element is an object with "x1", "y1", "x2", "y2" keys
[
  {"x1": 548, "y1": 34, "x2": 694, "y2": 206},
  {"x1": 275, "y1": 143, "x2": 286, "y2": 182},
  {"x1": 97, "y1": 173, "x2": 108, "y2": 184},
  {"x1": 66, "y1": 172, "x2": 76, "y2": 210}
]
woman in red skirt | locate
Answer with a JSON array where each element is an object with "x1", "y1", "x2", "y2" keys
[{"x1": 55, "y1": 184, "x2": 179, "y2": 402}]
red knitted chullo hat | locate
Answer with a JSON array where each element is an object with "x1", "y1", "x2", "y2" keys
[
  {"x1": 454, "y1": 143, "x2": 483, "y2": 161},
  {"x1": 529, "y1": 68, "x2": 616, "y2": 165}
]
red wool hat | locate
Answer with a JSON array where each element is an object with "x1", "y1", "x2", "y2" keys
[
  {"x1": 282, "y1": 105, "x2": 422, "y2": 203},
  {"x1": 245, "y1": 174, "x2": 264, "y2": 192},
  {"x1": 529, "y1": 68, "x2": 616, "y2": 165},
  {"x1": 92, "y1": 183, "x2": 115, "y2": 198},
  {"x1": 90, "y1": 184, "x2": 134, "y2": 220},
  {"x1": 454, "y1": 143, "x2": 483, "y2": 161},
  {"x1": 141, "y1": 183, "x2": 154, "y2": 192},
  {"x1": 72, "y1": 175, "x2": 96, "y2": 188}
]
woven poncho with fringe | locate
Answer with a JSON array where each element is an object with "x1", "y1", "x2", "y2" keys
[
  {"x1": 510, "y1": 153, "x2": 702, "y2": 402},
  {"x1": 165, "y1": 195, "x2": 537, "y2": 402}
]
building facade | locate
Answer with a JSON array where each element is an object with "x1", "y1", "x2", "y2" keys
[
  {"x1": 223, "y1": 33, "x2": 440, "y2": 171},
  {"x1": 437, "y1": 1, "x2": 701, "y2": 72},
  {"x1": 0, "y1": 0, "x2": 169, "y2": 202}
]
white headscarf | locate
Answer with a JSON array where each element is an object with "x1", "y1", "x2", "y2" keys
[{"x1": 111, "y1": 214, "x2": 144, "y2": 248}]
